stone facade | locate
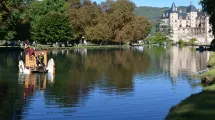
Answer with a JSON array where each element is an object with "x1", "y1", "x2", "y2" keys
[{"x1": 160, "y1": 2, "x2": 214, "y2": 45}]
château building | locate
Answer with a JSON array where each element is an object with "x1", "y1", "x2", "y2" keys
[{"x1": 160, "y1": 2, "x2": 214, "y2": 44}]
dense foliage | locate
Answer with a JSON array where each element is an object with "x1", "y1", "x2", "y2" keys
[
  {"x1": 27, "y1": 0, "x2": 71, "y2": 43},
  {"x1": 178, "y1": 38, "x2": 198, "y2": 46},
  {"x1": 200, "y1": 0, "x2": 215, "y2": 46},
  {"x1": 0, "y1": 0, "x2": 30, "y2": 41},
  {"x1": 0, "y1": 0, "x2": 152, "y2": 44},
  {"x1": 68, "y1": 0, "x2": 152, "y2": 44},
  {"x1": 31, "y1": 12, "x2": 73, "y2": 43},
  {"x1": 145, "y1": 21, "x2": 173, "y2": 44}
]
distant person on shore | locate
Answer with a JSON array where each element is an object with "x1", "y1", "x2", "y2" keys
[{"x1": 5, "y1": 41, "x2": 8, "y2": 47}]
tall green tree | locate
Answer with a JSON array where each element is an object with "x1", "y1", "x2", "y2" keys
[
  {"x1": 31, "y1": 12, "x2": 73, "y2": 43},
  {"x1": 27, "y1": 0, "x2": 67, "y2": 22},
  {"x1": 200, "y1": 0, "x2": 215, "y2": 45},
  {"x1": 28, "y1": 0, "x2": 72, "y2": 43}
]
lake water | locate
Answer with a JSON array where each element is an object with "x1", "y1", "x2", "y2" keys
[{"x1": 0, "y1": 46, "x2": 210, "y2": 120}]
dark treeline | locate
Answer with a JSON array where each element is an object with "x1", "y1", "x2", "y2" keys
[
  {"x1": 0, "y1": 0, "x2": 152, "y2": 45},
  {"x1": 200, "y1": 0, "x2": 215, "y2": 47}
]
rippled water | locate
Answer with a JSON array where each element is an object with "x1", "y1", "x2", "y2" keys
[{"x1": 0, "y1": 46, "x2": 210, "y2": 120}]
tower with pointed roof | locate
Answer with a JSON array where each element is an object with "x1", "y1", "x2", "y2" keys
[
  {"x1": 160, "y1": 2, "x2": 214, "y2": 45},
  {"x1": 169, "y1": 2, "x2": 179, "y2": 41}
]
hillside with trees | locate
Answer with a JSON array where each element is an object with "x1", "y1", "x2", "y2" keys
[
  {"x1": 135, "y1": 6, "x2": 187, "y2": 25},
  {"x1": 135, "y1": 6, "x2": 168, "y2": 25}
]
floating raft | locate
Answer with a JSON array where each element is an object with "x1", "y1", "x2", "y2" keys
[{"x1": 25, "y1": 51, "x2": 47, "y2": 73}]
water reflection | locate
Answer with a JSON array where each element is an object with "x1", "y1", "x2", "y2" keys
[
  {"x1": 18, "y1": 74, "x2": 54, "y2": 101},
  {"x1": 158, "y1": 47, "x2": 210, "y2": 81},
  {"x1": 169, "y1": 47, "x2": 209, "y2": 76},
  {"x1": 0, "y1": 51, "x2": 24, "y2": 72},
  {"x1": 0, "y1": 47, "x2": 210, "y2": 120},
  {"x1": 47, "y1": 47, "x2": 209, "y2": 98}
]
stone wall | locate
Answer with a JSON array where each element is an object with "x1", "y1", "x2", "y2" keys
[{"x1": 171, "y1": 32, "x2": 213, "y2": 45}]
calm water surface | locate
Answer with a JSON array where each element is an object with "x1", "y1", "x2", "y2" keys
[{"x1": 0, "y1": 46, "x2": 210, "y2": 120}]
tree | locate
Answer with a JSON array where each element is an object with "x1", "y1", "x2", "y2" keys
[
  {"x1": 178, "y1": 39, "x2": 184, "y2": 45},
  {"x1": 114, "y1": 16, "x2": 152, "y2": 43},
  {"x1": 68, "y1": 1, "x2": 101, "y2": 38},
  {"x1": 27, "y1": 0, "x2": 70, "y2": 42},
  {"x1": 31, "y1": 12, "x2": 73, "y2": 43},
  {"x1": 67, "y1": 0, "x2": 82, "y2": 8},
  {"x1": 145, "y1": 32, "x2": 170, "y2": 44},
  {"x1": 200, "y1": 0, "x2": 215, "y2": 45},
  {"x1": 27, "y1": 0, "x2": 67, "y2": 21},
  {"x1": 155, "y1": 20, "x2": 173, "y2": 39},
  {"x1": 85, "y1": 23, "x2": 112, "y2": 43},
  {"x1": 189, "y1": 38, "x2": 197, "y2": 45},
  {"x1": 0, "y1": 0, "x2": 30, "y2": 41},
  {"x1": 105, "y1": 0, "x2": 136, "y2": 42},
  {"x1": 70, "y1": 0, "x2": 152, "y2": 44}
]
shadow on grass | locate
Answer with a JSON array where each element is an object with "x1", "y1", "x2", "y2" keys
[{"x1": 165, "y1": 85, "x2": 215, "y2": 120}]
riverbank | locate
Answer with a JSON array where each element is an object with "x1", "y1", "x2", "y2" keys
[
  {"x1": 0, "y1": 45, "x2": 128, "y2": 51},
  {"x1": 36, "y1": 44, "x2": 131, "y2": 50},
  {"x1": 165, "y1": 84, "x2": 215, "y2": 120},
  {"x1": 165, "y1": 52, "x2": 215, "y2": 120},
  {"x1": 201, "y1": 52, "x2": 215, "y2": 85},
  {"x1": 0, "y1": 46, "x2": 23, "y2": 52},
  {"x1": 0, "y1": 44, "x2": 155, "y2": 51}
]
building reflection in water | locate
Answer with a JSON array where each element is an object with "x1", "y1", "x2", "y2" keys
[
  {"x1": 131, "y1": 46, "x2": 144, "y2": 53},
  {"x1": 160, "y1": 46, "x2": 210, "y2": 82},
  {"x1": 74, "y1": 48, "x2": 87, "y2": 56}
]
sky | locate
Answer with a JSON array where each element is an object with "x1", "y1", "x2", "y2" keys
[{"x1": 93, "y1": 0, "x2": 201, "y2": 8}]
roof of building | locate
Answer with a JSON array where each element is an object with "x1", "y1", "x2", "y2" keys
[
  {"x1": 198, "y1": 11, "x2": 207, "y2": 16},
  {"x1": 179, "y1": 13, "x2": 187, "y2": 19},
  {"x1": 170, "y1": 2, "x2": 177, "y2": 13},
  {"x1": 160, "y1": 2, "x2": 208, "y2": 19},
  {"x1": 186, "y1": 4, "x2": 197, "y2": 13},
  {"x1": 161, "y1": 3, "x2": 178, "y2": 18}
]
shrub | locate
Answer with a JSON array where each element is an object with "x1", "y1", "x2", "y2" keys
[
  {"x1": 178, "y1": 39, "x2": 184, "y2": 45},
  {"x1": 189, "y1": 38, "x2": 197, "y2": 45}
]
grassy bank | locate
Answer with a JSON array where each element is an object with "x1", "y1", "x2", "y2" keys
[
  {"x1": 201, "y1": 52, "x2": 215, "y2": 85},
  {"x1": 36, "y1": 45, "x2": 130, "y2": 50},
  {"x1": 165, "y1": 84, "x2": 215, "y2": 120},
  {"x1": 166, "y1": 52, "x2": 215, "y2": 120},
  {"x1": 207, "y1": 53, "x2": 215, "y2": 67},
  {"x1": 0, "y1": 44, "x2": 133, "y2": 51}
]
